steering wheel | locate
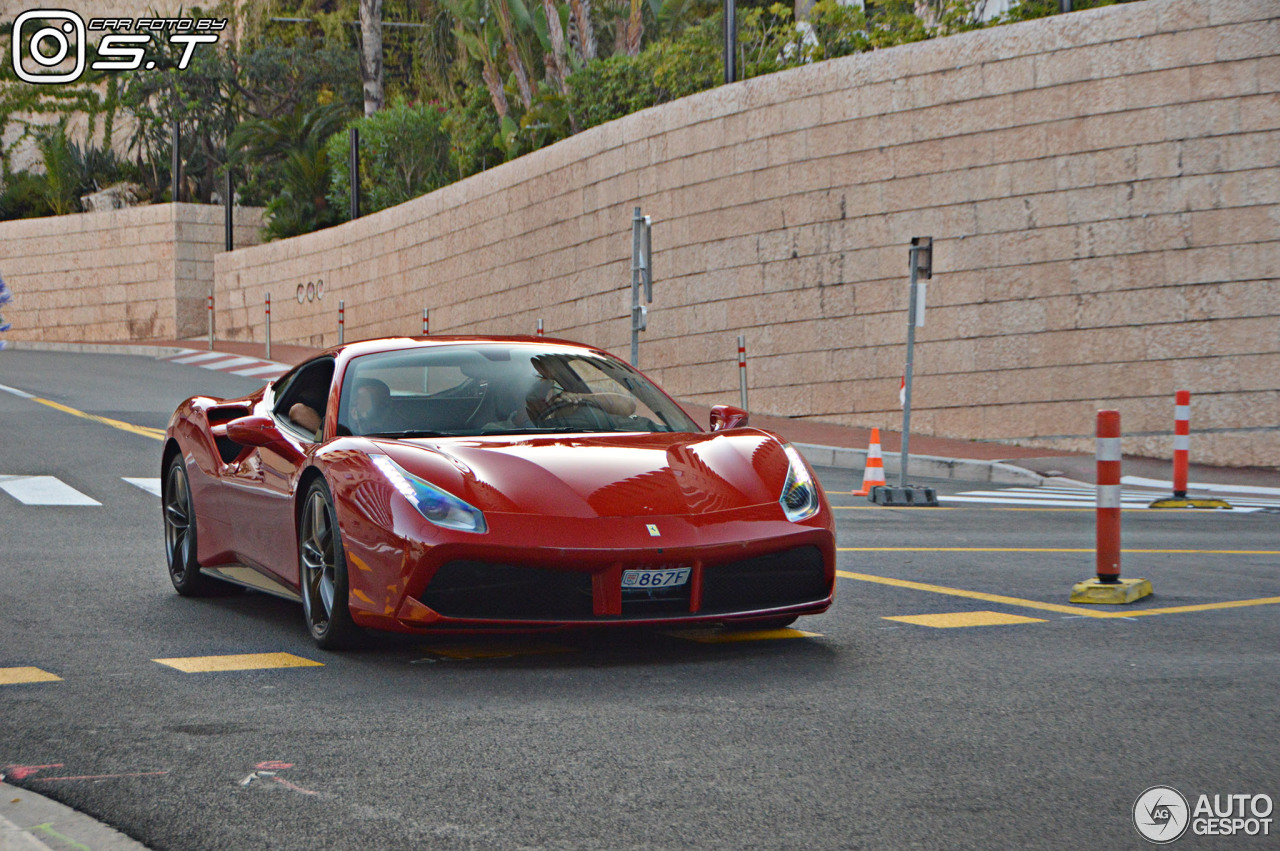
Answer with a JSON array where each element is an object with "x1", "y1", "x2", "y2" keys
[{"x1": 534, "y1": 392, "x2": 607, "y2": 424}]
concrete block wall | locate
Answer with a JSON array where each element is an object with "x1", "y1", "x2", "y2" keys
[
  {"x1": 218, "y1": 0, "x2": 1271, "y2": 468},
  {"x1": 0, "y1": 204, "x2": 263, "y2": 342}
]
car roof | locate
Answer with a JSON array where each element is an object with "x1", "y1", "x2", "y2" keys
[{"x1": 322, "y1": 335, "x2": 611, "y2": 362}]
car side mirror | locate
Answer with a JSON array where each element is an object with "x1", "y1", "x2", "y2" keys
[
  {"x1": 223, "y1": 414, "x2": 306, "y2": 463},
  {"x1": 710, "y1": 404, "x2": 749, "y2": 431}
]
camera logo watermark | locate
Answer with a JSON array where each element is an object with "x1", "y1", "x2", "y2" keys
[
  {"x1": 1135, "y1": 786, "x2": 1274, "y2": 843},
  {"x1": 11, "y1": 9, "x2": 225, "y2": 85},
  {"x1": 1134, "y1": 786, "x2": 1190, "y2": 844}
]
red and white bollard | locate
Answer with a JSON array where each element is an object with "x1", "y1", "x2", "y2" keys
[
  {"x1": 1095, "y1": 409, "x2": 1122, "y2": 584},
  {"x1": 422, "y1": 308, "x2": 429, "y2": 335},
  {"x1": 338, "y1": 300, "x2": 345, "y2": 345},
  {"x1": 536, "y1": 319, "x2": 544, "y2": 337},
  {"x1": 207, "y1": 291, "x2": 214, "y2": 350},
  {"x1": 737, "y1": 334, "x2": 748, "y2": 411},
  {"x1": 1172, "y1": 389, "x2": 1190, "y2": 498},
  {"x1": 264, "y1": 293, "x2": 272, "y2": 361}
]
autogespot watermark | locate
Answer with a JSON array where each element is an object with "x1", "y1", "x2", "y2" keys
[
  {"x1": 1134, "y1": 786, "x2": 1274, "y2": 844},
  {"x1": 11, "y1": 9, "x2": 225, "y2": 84}
]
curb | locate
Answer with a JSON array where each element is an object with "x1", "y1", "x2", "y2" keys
[
  {"x1": 1, "y1": 340, "x2": 193, "y2": 359},
  {"x1": 793, "y1": 442, "x2": 1045, "y2": 485},
  {"x1": 0, "y1": 781, "x2": 148, "y2": 850}
]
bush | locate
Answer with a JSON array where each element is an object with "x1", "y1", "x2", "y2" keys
[
  {"x1": 326, "y1": 97, "x2": 456, "y2": 217},
  {"x1": 444, "y1": 84, "x2": 505, "y2": 179}
]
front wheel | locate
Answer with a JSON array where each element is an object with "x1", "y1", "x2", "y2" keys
[
  {"x1": 299, "y1": 479, "x2": 361, "y2": 650},
  {"x1": 163, "y1": 455, "x2": 217, "y2": 596}
]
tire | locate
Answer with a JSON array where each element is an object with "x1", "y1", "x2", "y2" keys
[
  {"x1": 163, "y1": 455, "x2": 217, "y2": 596},
  {"x1": 298, "y1": 478, "x2": 361, "y2": 650}
]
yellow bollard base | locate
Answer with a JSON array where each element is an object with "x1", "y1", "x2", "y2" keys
[
  {"x1": 1148, "y1": 497, "x2": 1233, "y2": 509},
  {"x1": 1069, "y1": 577, "x2": 1153, "y2": 605}
]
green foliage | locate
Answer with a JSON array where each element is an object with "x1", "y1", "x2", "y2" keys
[
  {"x1": 566, "y1": 54, "x2": 660, "y2": 130},
  {"x1": 443, "y1": 84, "x2": 505, "y2": 177},
  {"x1": 326, "y1": 97, "x2": 457, "y2": 218}
]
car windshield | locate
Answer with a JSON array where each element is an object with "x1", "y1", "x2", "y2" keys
[{"x1": 336, "y1": 344, "x2": 701, "y2": 437}]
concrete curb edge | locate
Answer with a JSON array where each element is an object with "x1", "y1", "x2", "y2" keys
[{"x1": 793, "y1": 443, "x2": 1046, "y2": 486}]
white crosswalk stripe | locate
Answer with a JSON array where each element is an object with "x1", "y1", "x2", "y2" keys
[
  {"x1": 940, "y1": 484, "x2": 1276, "y2": 512},
  {"x1": 123, "y1": 477, "x2": 162, "y2": 496},
  {"x1": 0, "y1": 475, "x2": 100, "y2": 506},
  {"x1": 158, "y1": 349, "x2": 290, "y2": 383}
]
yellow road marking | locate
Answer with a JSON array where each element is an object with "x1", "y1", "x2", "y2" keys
[
  {"x1": 885, "y1": 611, "x2": 1047, "y2": 628},
  {"x1": 0, "y1": 666, "x2": 62, "y2": 685},
  {"x1": 838, "y1": 547, "x2": 1280, "y2": 555},
  {"x1": 153, "y1": 652, "x2": 323, "y2": 672},
  {"x1": 664, "y1": 627, "x2": 822, "y2": 643},
  {"x1": 837, "y1": 571, "x2": 1280, "y2": 620},
  {"x1": 836, "y1": 570, "x2": 1111, "y2": 617},
  {"x1": 30, "y1": 397, "x2": 165, "y2": 441},
  {"x1": 421, "y1": 642, "x2": 576, "y2": 661}
]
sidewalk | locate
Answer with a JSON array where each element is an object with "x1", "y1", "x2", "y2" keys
[{"x1": 7, "y1": 337, "x2": 1276, "y2": 489}]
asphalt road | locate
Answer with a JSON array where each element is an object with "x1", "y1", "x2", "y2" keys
[{"x1": 1, "y1": 349, "x2": 1277, "y2": 850}]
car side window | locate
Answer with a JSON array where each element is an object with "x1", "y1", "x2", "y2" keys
[{"x1": 272, "y1": 357, "x2": 335, "y2": 441}]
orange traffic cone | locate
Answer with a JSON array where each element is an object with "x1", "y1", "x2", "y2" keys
[{"x1": 853, "y1": 428, "x2": 886, "y2": 496}]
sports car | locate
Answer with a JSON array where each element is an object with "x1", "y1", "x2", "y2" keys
[{"x1": 162, "y1": 336, "x2": 835, "y2": 648}]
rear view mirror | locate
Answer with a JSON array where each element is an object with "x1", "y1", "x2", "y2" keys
[{"x1": 710, "y1": 405, "x2": 749, "y2": 431}]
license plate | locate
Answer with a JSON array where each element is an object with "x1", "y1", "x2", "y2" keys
[{"x1": 621, "y1": 567, "x2": 691, "y2": 589}]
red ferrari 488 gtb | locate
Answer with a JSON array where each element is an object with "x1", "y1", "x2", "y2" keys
[{"x1": 162, "y1": 336, "x2": 835, "y2": 647}]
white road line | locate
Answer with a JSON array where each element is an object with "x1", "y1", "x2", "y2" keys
[
  {"x1": 0, "y1": 382, "x2": 34, "y2": 399},
  {"x1": 1122, "y1": 475, "x2": 1280, "y2": 498},
  {"x1": 197, "y1": 356, "x2": 262, "y2": 371},
  {"x1": 123, "y1": 477, "x2": 162, "y2": 496},
  {"x1": 0, "y1": 475, "x2": 100, "y2": 506},
  {"x1": 942, "y1": 489, "x2": 1268, "y2": 512},
  {"x1": 231, "y1": 364, "x2": 288, "y2": 377},
  {"x1": 169, "y1": 351, "x2": 233, "y2": 364}
]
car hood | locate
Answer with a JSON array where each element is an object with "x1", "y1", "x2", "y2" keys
[{"x1": 375, "y1": 430, "x2": 792, "y2": 518}]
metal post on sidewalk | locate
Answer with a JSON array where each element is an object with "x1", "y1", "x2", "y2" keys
[
  {"x1": 349, "y1": 127, "x2": 361, "y2": 221},
  {"x1": 536, "y1": 319, "x2": 544, "y2": 337},
  {"x1": 871, "y1": 237, "x2": 937, "y2": 507},
  {"x1": 630, "y1": 209, "x2": 653, "y2": 367},
  {"x1": 265, "y1": 293, "x2": 271, "y2": 361},
  {"x1": 224, "y1": 171, "x2": 233, "y2": 251},
  {"x1": 338, "y1": 299, "x2": 345, "y2": 345},
  {"x1": 207, "y1": 290, "x2": 214, "y2": 350},
  {"x1": 737, "y1": 335, "x2": 748, "y2": 410},
  {"x1": 422, "y1": 308, "x2": 429, "y2": 335}
]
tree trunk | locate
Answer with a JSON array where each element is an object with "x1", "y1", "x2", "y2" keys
[
  {"x1": 542, "y1": 0, "x2": 570, "y2": 95},
  {"x1": 494, "y1": 0, "x2": 534, "y2": 110},
  {"x1": 625, "y1": 0, "x2": 643, "y2": 56},
  {"x1": 481, "y1": 60, "x2": 511, "y2": 120},
  {"x1": 568, "y1": 0, "x2": 597, "y2": 62},
  {"x1": 359, "y1": 0, "x2": 385, "y2": 116}
]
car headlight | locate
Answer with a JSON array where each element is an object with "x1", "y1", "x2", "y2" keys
[
  {"x1": 371, "y1": 454, "x2": 488, "y2": 533},
  {"x1": 779, "y1": 444, "x2": 820, "y2": 522}
]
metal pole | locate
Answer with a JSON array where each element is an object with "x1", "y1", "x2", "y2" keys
[
  {"x1": 900, "y1": 247, "x2": 918, "y2": 487},
  {"x1": 630, "y1": 207, "x2": 643, "y2": 366},
  {"x1": 349, "y1": 127, "x2": 360, "y2": 221},
  {"x1": 265, "y1": 293, "x2": 271, "y2": 361},
  {"x1": 737, "y1": 335, "x2": 748, "y2": 410},
  {"x1": 207, "y1": 290, "x2": 214, "y2": 350},
  {"x1": 224, "y1": 170, "x2": 233, "y2": 251},
  {"x1": 422, "y1": 308, "x2": 429, "y2": 335},
  {"x1": 724, "y1": 0, "x2": 737, "y2": 84},
  {"x1": 171, "y1": 121, "x2": 180, "y2": 203},
  {"x1": 537, "y1": 318, "x2": 544, "y2": 337},
  {"x1": 338, "y1": 299, "x2": 345, "y2": 345}
]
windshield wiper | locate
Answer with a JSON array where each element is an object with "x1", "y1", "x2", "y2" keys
[{"x1": 365, "y1": 430, "x2": 454, "y2": 438}]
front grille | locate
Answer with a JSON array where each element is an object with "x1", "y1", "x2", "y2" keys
[
  {"x1": 422, "y1": 560, "x2": 593, "y2": 620},
  {"x1": 700, "y1": 546, "x2": 828, "y2": 612}
]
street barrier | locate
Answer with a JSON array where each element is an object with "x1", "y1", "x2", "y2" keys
[
  {"x1": 422, "y1": 308, "x2": 429, "y2": 335},
  {"x1": 854, "y1": 428, "x2": 886, "y2": 497},
  {"x1": 537, "y1": 319, "x2": 544, "y2": 337},
  {"x1": 207, "y1": 291, "x2": 214, "y2": 350},
  {"x1": 265, "y1": 293, "x2": 271, "y2": 361},
  {"x1": 1070, "y1": 410, "x2": 1152, "y2": 604},
  {"x1": 737, "y1": 335, "x2": 747, "y2": 411},
  {"x1": 1149, "y1": 390, "x2": 1232, "y2": 509}
]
